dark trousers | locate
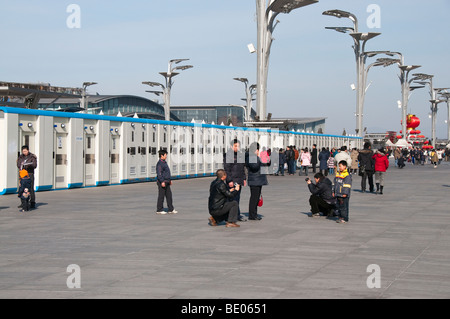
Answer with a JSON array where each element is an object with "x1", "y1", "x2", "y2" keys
[
  {"x1": 21, "y1": 197, "x2": 30, "y2": 211},
  {"x1": 210, "y1": 201, "x2": 238, "y2": 223},
  {"x1": 361, "y1": 171, "x2": 374, "y2": 192},
  {"x1": 157, "y1": 181, "x2": 174, "y2": 212},
  {"x1": 29, "y1": 173, "x2": 36, "y2": 206},
  {"x1": 287, "y1": 160, "x2": 295, "y2": 174},
  {"x1": 229, "y1": 187, "x2": 242, "y2": 217},
  {"x1": 278, "y1": 164, "x2": 285, "y2": 175},
  {"x1": 249, "y1": 186, "x2": 262, "y2": 219},
  {"x1": 336, "y1": 197, "x2": 350, "y2": 222},
  {"x1": 309, "y1": 195, "x2": 334, "y2": 216},
  {"x1": 312, "y1": 163, "x2": 317, "y2": 173}
]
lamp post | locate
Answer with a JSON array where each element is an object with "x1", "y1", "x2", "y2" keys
[
  {"x1": 143, "y1": 59, "x2": 193, "y2": 121},
  {"x1": 81, "y1": 82, "x2": 97, "y2": 113},
  {"x1": 412, "y1": 73, "x2": 440, "y2": 147},
  {"x1": 256, "y1": 0, "x2": 318, "y2": 121},
  {"x1": 365, "y1": 52, "x2": 423, "y2": 138},
  {"x1": 323, "y1": 9, "x2": 381, "y2": 137},
  {"x1": 233, "y1": 77, "x2": 256, "y2": 122},
  {"x1": 439, "y1": 92, "x2": 450, "y2": 142}
]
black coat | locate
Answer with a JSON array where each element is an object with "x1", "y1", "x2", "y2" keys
[
  {"x1": 246, "y1": 155, "x2": 268, "y2": 187},
  {"x1": 223, "y1": 150, "x2": 246, "y2": 185},
  {"x1": 311, "y1": 148, "x2": 318, "y2": 165},
  {"x1": 208, "y1": 178, "x2": 237, "y2": 212},
  {"x1": 358, "y1": 149, "x2": 375, "y2": 172},
  {"x1": 318, "y1": 150, "x2": 330, "y2": 170},
  {"x1": 308, "y1": 178, "x2": 335, "y2": 204},
  {"x1": 279, "y1": 152, "x2": 287, "y2": 165}
]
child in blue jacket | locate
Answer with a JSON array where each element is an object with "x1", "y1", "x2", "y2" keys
[{"x1": 333, "y1": 160, "x2": 352, "y2": 224}]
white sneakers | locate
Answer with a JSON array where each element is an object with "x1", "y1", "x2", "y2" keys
[{"x1": 156, "y1": 210, "x2": 178, "y2": 215}]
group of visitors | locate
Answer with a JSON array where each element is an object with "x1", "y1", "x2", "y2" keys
[
  {"x1": 394, "y1": 147, "x2": 446, "y2": 168},
  {"x1": 14, "y1": 137, "x2": 447, "y2": 229}
]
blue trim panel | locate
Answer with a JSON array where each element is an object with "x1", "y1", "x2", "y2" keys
[
  {"x1": 0, "y1": 106, "x2": 362, "y2": 139},
  {"x1": 35, "y1": 185, "x2": 53, "y2": 191},
  {"x1": 0, "y1": 188, "x2": 17, "y2": 195},
  {"x1": 68, "y1": 183, "x2": 83, "y2": 189}
]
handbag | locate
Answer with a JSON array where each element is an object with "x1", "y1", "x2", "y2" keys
[
  {"x1": 258, "y1": 194, "x2": 263, "y2": 207},
  {"x1": 358, "y1": 165, "x2": 366, "y2": 176}
]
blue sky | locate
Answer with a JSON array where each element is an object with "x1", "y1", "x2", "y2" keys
[{"x1": 1, "y1": 0, "x2": 449, "y2": 137}]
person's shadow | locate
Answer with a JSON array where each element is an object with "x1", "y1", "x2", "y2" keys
[{"x1": 0, "y1": 206, "x2": 9, "y2": 210}]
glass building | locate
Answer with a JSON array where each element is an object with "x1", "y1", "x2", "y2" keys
[
  {"x1": 37, "y1": 95, "x2": 180, "y2": 121},
  {"x1": 171, "y1": 105, "x2": 257, "y2": 126}
]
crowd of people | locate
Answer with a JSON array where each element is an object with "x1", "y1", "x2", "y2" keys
[
  {"x1": 14, "y1": 139, "x2": 449, "y2": 228},
  {"x1": 149, "y1": 140, "x2": 450, "y2": 227},
  {"x1": 393, "y1": 147, "x2": 448, "y2": 168}
]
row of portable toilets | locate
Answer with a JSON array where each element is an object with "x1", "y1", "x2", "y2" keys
[{"x1": 0, "y1": 107, "x2": 362, "y2": 195}]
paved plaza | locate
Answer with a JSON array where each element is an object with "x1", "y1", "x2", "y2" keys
[{"x1": 1, "y1": 160, "x2": 450, "y2": 299}]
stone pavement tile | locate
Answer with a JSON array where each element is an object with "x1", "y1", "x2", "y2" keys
[{"x1": 1, "y1": 160, "x2": 450, "y2": 298}]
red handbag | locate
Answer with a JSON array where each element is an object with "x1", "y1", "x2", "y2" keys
[{"x1": 258, "y1": 194, "x2": 263, "y2": 207}]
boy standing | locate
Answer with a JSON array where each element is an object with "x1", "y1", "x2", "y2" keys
[
  {"x1": 18, "y1": 169, "x2": 33, "y2": 212},
  {"x1": 156, "y1": 150, "x2": 177, "y2": 215},
  {"x1": 333, "y1": 160, "x2": 352, "y2": 224}
]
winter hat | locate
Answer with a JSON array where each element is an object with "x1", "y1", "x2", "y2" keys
[{"x1": 19, "y1": 170, "x2": 29, "y2": 179}]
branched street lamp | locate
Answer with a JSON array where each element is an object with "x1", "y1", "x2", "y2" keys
[
  {"x1": 143, "y1": 59, "x2": 193, "y2": 121},
  {"x1": 233, "y1": 77, "x2": 257, "y2": 122},
  {"x1": 323, "y1": 9, "x2": 381, "y2": 137},
  {"x1": 364, "y1": 51, "x2": 423, "y2": 138},
  {"x1": 413, "y1": 73, "x2": 442, "y2": 147},
  {"x1": 81, "y1": 82, "x2": 97, "y2": 113},
  {"x1": 439, "y1": 92, "x2": 450, "y2": 142},
  {"x1": 255, "y1": 0, "x2": 318, "y2": 121}
]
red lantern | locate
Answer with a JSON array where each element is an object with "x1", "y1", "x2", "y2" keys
[
  {"x1": 416, "y1": 130, "x2": 421, "y2": 134},
  {"x1": 410, "y1": 135, "x2": 416, "y2": 139},
  {"x1": 396, "y1": 135, "x2": 402, "y2": 139},
  {"x1": 424, "y1": 140, "x2": 429, "y2": 144}
]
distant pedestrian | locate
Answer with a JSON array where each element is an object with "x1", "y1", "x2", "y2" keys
[
  {"x1": 358, "y1": 142, "x2": 375, "y2": 193},
  {"x1": 311, "y1": 144, "x2": 318, "y2": 174},
  {"x1": 373, "y1": 148, "x2": 389, "y2": 195},
  {"x1": 299, "y1": 147, "x2": 312, "y2": 176},
  {"x1": 16, "y1": 145, "x2": 37, "y2": 209},
  {"x1": 334, "y1": 146, "x2": 352, "y2": 169},
  {"x1": 156, "y1": 150, "x2": 177, "y2": 215},
  {"x1": 327, "y1": 154, "x2": 335, "y2": 175},
  {"x1": 277, "y1": 148, "x2": 287, "y2": 176},
  {"x1": 318, "y1": 147, "x2": 330, "y2": 176},
  {"x1": 430, "y1": 149, "x2": 439, "y2": 168},
  {"x1": 285, "y1": 146, "x2": 295, "y2": 176},
  {"x1": 350, "y1": 148, "x2": 359, "y2": 174}
]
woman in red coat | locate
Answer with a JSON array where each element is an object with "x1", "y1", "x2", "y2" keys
[{"x1": 372, "y1": 148, "x2": 389, "y2": 194}]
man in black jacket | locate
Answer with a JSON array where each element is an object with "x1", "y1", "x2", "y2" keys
[
  {"x1": 208, "y1": 169, "x2": 240, "y2": 227},
  {"x1": 307, "y1": 172, "x2": 336, "y2": 218},
  {"x1": 357, "y1": 142, "x2": 375, "y2": 193},
  {"x1": 224, "y1": 139, "x2": 247, "y2": 221}
]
